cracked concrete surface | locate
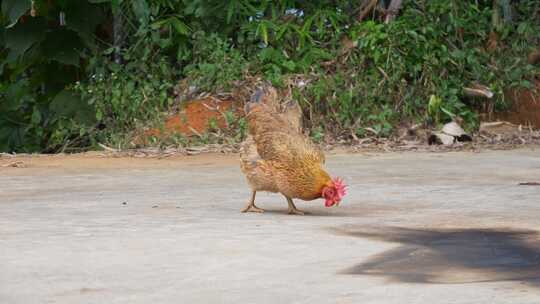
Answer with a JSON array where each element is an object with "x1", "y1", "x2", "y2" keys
[{"x1": 1, "y1": 148, "x2": 540, "y2": 303}]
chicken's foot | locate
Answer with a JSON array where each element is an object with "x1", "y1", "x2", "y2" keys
[
  {"x1": 286, "y1": 197, "x2": 305, "y2": 215},
  {"x1": 241, "y1": 190, "x2": 265, "y2": 213}
]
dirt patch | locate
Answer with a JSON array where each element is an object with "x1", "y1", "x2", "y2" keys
[
  {"x1": 139, "y1": 97, "x2": 243, "y2": 143},
  {"x1": 497, "y1": 80, "x2": 540, "y2": 128},
  {"x1": 0, "y1": 151, "x2": 238, "y2": 175}
]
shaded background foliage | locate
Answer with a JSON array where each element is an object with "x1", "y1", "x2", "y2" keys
[{"x1": 0, "y1": 0, "x2": 539, "y2": 152}]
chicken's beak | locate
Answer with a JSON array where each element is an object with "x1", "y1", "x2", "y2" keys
[{"x1": 325, "y1": 199, "x2": 340, "y2": 207}]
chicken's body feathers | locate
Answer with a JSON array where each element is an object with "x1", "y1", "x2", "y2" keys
[{"x1": 240, "y1": 86, "x2": 330, "y2": 204}]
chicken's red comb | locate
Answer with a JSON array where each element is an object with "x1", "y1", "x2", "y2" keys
[{"x1": 333, "y1": 177, "x2": 347, "y2": 199}]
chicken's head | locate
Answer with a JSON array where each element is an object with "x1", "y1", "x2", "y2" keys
[{"x1": 322, "y1": 177, "x2": 347, "y2": 207}]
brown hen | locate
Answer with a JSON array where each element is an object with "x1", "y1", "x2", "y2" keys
[{"x1": 239, "y1": 85, "x2": 346, "y2": 215}]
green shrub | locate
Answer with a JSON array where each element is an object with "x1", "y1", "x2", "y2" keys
[
  {"x1": 1, "y1": 0, "x2": 538, "y2": 152},
  {"x1": 183, "y1": 32, "x2": 248, "y2": 92}
]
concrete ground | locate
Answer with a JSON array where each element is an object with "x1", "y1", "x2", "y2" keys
[{"x1": 1, "y1": 148, "x2": 540, "y2": 304}]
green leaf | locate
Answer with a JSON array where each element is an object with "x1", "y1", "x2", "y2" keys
[
  {"x1": 170, "y1": 18, "x2": 190, "y2": 35},
  {"x1": 0, "y1": 125, "x2": 26, "y2": 153},
  {"x1": 226, "y1": 1, "x2": 236, "y2": 24},
  {"x1": 428, "y1": 94, "x2": 441, "y2": 117},
  {"x1": 519, "y1": 80, "x2": 532, "y2": 89},
  {"x1": 256, "y1": 22, "x2": 269, "y2": 45},
  {"x1": 2, "y1": 81, "x2": 31, "y2": 111},
  {"x1": 151, "y1": 16, "x2": 190, "y2": 36},
  {"x1": 282, "y1": 60, "x2": 296, "y2": 71},
  {"x1": 50, "y1": 90, "x2": 79, "y2": 117},
  {"x1": 132, "y1": 0, "x2": 150, "y2": 26},
  {"x1": 0, "y1": 26, "x2": 5, "y2": 51},
  {"x1": 103, "y1": 47, "x2": 116, "y2": 55},
  {"x1": 111, "y1": 0, "x2": 123, "y2": 14},
  {"x1": 42, "y1": 28, "x2": 82, "y2": 66},
  {"x1": 65, "y1": 1, "x2": 104, "y2": 47},
  {"x1": 440, "y1": 106, "x2": 456, "y2": 118},
  {"x1": 5, "y1": 17, "x2": 46, "y2": 57},
  {"x1": 0, "y1": 126, "x2": 13, "y2": 152},
  {"x1": 96, "y1": 109, "x2": 103, "y2": 121},
  {"x1": 50, "y1": 90, "x2": 96, "y2": 126},
  {"x1": 2, "y1": 0, "x2": 30, "y2": 28},
  {"x1": 31, "y1": 107, "x2": 42, "y2": 124}
]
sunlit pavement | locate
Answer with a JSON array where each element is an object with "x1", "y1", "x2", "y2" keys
[{"x1": 1, "y1": 148, "x2": 539, "y2": 303}]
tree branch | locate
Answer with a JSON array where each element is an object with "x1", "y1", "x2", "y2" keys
[
  {"x1": 357, "y1": 0, "x2": 378, "y2": 22},
  {"x1": 463, "y1": 84, "x2": 494, "y2": 99},
  {"x1": 384, "y1": 0, "x2": 403, "y2": 23},
  {"x1": 528, "y1": 48, "x2": 540, "y2": 65}
]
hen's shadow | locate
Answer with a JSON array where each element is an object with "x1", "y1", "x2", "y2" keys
[{"x1": 333, "y1": 226, "x2": 540, "y2": 287}]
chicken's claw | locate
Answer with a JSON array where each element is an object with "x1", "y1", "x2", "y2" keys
[
  {"x1": 285, "y1": 197, "x2": 305, "y2": 215},
  {"x1": 241, "y1": 205, "x2": 265, "y2": 213},
  {"x1": 241, "y1": 191, "x2": 264, "y2": 213},
  {"x1": 287, "y1": 208, "x2": 305, "y2": 215}
]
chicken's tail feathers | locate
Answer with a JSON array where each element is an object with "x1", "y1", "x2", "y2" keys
[
  {"x1": 244, "y1": 87, "x2": 264, "y2": 114},
  {"x1": 245, "y1": 83, "x2": 279, "y2": 113},
  {"x1": 282, "y1": 99, "x2": 302, "y2": 132},
  {"x1": 251, "y1": 87, "x2": 264, "y2": 103}
]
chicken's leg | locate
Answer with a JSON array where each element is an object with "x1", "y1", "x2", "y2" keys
[
  {"x1": 241, "y1": 190, "x2": 264, "y2": 213},
  {"x1": 286, "y1": 197, "x2": 305, "y2": 215}
]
